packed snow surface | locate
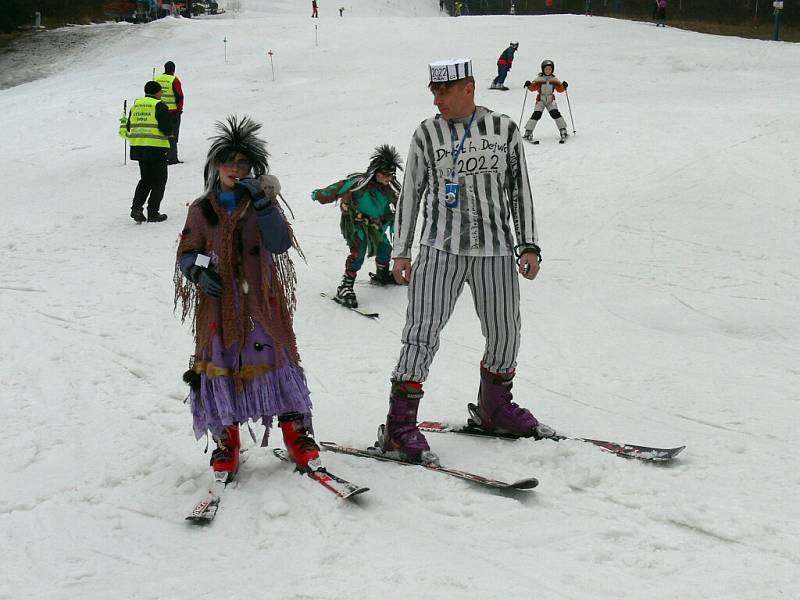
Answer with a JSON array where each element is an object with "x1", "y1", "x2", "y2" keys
[{"x1": 1, "y1": 0, "x2": 799, "y2": 598}]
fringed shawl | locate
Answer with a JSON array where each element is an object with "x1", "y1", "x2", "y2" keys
[{"x1": 174, "y1": 193, "x2": 303, "y2": 376}]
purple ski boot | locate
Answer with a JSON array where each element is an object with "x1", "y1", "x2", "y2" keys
[
  {"x1": 467, "y1": 366, "x2": 539, "y2": 437},
  {"x1": 376, "y1": 382, "x2": 438, "y2": 464}
]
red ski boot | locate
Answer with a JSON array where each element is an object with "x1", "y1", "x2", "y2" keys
[
  {"x1": 278, "y1": 412, "x2": 320, "y2": 471},
  {"x1": 210, "y1": 424, "x2": 241, "y2": 483}
]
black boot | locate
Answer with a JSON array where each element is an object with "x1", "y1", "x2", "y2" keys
[
  {"x1": 130, "y1": 208, "x2": 146, "y2": 223},
  {"x1": 370, "y1": 264, "x2": 399, "y2": 286},
  {"x1": 335, "y1": 275, "x2": 358, "y2": 308},
  {"x1": 147, "y1": 212, "x2": 168, "y2": 222}
]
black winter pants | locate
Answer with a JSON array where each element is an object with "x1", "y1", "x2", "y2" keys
[
  {"x1": 132, "y1": 160, "x2": 168, "y2": 215},
  {"x1": 167, "y1": 113, "x2": 181, "y2": 163}
]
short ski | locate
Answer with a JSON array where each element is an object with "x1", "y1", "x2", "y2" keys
[
  {"x1": 186, "y1": 478, "x2": 227, "y2": 523},
  {"x1": 185, "y1": 450, "x2": 249, "y2": 524},
  {"x1": 321, "y1": 292, "x2": 379, "y2": 319},
  {"x1": 273, "y1": 448, "x2": 370, "y2": 499},
  {"x1": 418, "y1": 420, "x2": 685, "y2": 462},
  {"x1": 319, "y1": 441, "x2": 538, "y2": 490}
]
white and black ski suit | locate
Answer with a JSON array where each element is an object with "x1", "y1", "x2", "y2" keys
[{"x1": 524, "y1": 74, "x2": 568, "y2": 135}]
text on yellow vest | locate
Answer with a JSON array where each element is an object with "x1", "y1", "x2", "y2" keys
[
  {"x1": 153, "y1": 73, "x2": 177, "y2": 110},
  {"x1": 128, "y1": 96, "x2": 170, "y2": 148}
]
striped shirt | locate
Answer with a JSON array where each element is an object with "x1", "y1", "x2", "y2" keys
[{"x1": 392, "y1": 105, "x2": 537, "y2": 258}]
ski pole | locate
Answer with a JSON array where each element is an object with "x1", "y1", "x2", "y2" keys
[
  {"x1": 565, "y1": 88, "x2": 576, "y2": 134},
  {"x1": 123, "y1": 99, "x2": 127, "y2": 165},
  {"x1": 518, "y1": 88, "x2": 528, "y2": 127}
]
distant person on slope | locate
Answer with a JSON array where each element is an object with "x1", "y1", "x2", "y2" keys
[
  {"x1": 375, "y1": 59, "x2": 546, "y2": 464},
  {"x1": 490, "y1": 41, "x2": 519, "y2": 90},
  {"x1": 522, "y1": 59, "x2": 569, "y2": 143},
  {"x1": 153, "y1": 60, "x2": 185, "y2": 165},
  {"x1": 311, "y1": 145, "x2": 403, "y2": 309},
  {"x1": 655, "y1": 0, "x2": 667, "y2": 26},
  {"x1": 174, "y1": 116, "x2": 320, "y2": 481},
  {"x1": 312, "y1": 0, "x2": 319, "y2": 17},
  {"x1": 121, "y1": 80, "x2": 173, "y2": 223}
]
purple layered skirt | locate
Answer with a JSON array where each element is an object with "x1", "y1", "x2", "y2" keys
[{"x1": 190, "y1": 321, "x2": 312, "y2": 439}]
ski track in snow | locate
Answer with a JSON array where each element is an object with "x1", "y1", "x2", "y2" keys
[{"x1": 2, "y1": 0, "x2": 800, "y2": 598}]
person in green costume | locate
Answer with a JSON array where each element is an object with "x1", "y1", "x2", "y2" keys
[{"x1": 312, "y1": 145, "x2": 403, "y2": 308}]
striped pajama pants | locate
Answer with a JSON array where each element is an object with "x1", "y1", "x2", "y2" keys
[{"x1": 392, "y1": 244, "x2": 521, "y2": 383}]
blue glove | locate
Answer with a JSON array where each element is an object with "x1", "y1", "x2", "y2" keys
[
  {"x1": 235, "y1": 177, "x2": 270, "y2": 210},
  {"x1": 189, "y1": 265, "x2": 223, "y2": 298}
]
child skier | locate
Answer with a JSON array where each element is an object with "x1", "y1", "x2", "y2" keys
[
  {"x1": 312, "y1": 145, "x2": 403, "y2": 309},
  {"x1": 175, "y1": 116, "x2": 319, "y2": 482},
  {"x1": 523, "y1": 59, "x2": 570, "y2": 143},
  {"x1": 490, "y1": 41, "x2": 519, "y2": 90}
]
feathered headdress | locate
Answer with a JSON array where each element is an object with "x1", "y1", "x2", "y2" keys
[
  {"x1": 347, "y1": 144, "x2": 403, "y2": 194},
  {"x1": 203, "y1": 115, "x2": 270, "y2": 192}
]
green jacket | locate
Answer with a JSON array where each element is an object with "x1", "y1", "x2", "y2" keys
[{"x1": 312, "y1": 176, "x2": 397, "y2": 255}]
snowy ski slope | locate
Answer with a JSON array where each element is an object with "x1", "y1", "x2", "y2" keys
[{"x1": 1, "y1": 1, "x2": 799, "y2": 598}]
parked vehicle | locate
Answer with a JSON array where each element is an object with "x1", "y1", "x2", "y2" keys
[{"x1": 104, "y1": 0, "x2": 186, "y2": 23}]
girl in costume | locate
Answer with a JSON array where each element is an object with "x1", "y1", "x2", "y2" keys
[
  {"x1": 312, "y1": 145, "x2": 403, "y2": 309},
  {"x1": 175, "y1": 116, "x2": 318, "y2": 481}
]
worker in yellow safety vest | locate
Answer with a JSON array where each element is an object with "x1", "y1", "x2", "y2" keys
[
  {"x1": 124, "y1": 80, "x2": 174, "y2": 223},
  {"x1": 153, "y1": 60, "x2": 185, "y2": 164}
]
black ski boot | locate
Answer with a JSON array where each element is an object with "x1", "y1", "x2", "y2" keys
[
  {"x1": 130, "y1": 208, "x2": 146, "y2": 223},
  {"x1": 335, "y1": 275, "x2": 358, "y2": 308},
  {"x1": 369, "y1": 264, "x2": 399, "y2": 286}
]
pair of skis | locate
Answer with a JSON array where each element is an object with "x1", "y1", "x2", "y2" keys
[
  {"x1": 318, "y1": 421, "x2": 684, "y2": 495},
  {"x1": 321, "y1": 292, "x2": 379, "y2": 319},
  {"x1": 525, "y1": 137, "x2": 567, "y2": 145},
  {"x1": 186, "y1": 449, "x2": 369, "y2": 524},
  {"x1": 323, "y1": 271, "x2": 402, "y2": 320}
]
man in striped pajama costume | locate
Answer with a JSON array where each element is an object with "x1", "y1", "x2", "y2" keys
[{"x1": 377, "y1": 59, "x2": 544, "y2": 464}]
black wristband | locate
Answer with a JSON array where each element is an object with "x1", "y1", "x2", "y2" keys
[{"x1": 514, "y1": 243, "x2": 542, "y2": 264}]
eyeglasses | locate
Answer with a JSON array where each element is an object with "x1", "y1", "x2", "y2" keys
[{"x1": 221, "y1": 159, "x2": 252, "y2": 171}]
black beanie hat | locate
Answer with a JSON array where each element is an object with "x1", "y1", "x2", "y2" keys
[
  {"x1": 144, "y1": 81, "x2": 162, "y2": 95},
  {"x1": 164, "y1": 61, "x2": 175, "y2": 73}
]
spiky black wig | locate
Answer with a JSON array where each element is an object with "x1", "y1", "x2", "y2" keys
[
  {"x1": 204, "y1": 115, "x2": 270, "y2": 192},
  {"x1": 368, "y1": 144, "x2": 403, "y2": 177},
  {"x1": 347, "y1": 144, "x2": 403, "y2": 195}
]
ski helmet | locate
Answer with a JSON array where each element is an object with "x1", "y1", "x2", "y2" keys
[{"x1": 541, "y1": 59, "x2": 555, "y2": 73}]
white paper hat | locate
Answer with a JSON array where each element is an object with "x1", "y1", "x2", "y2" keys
[{"x1": 428, "y1": 59, "x2": 473, "y2": 83}]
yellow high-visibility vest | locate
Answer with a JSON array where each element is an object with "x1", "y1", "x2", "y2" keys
[
  {"x1": 128, "y1": 96, "x2": 170, "y2": 148},
  {"x1": 153, "y1": 73, "x2": 177, "y2": 110}
]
